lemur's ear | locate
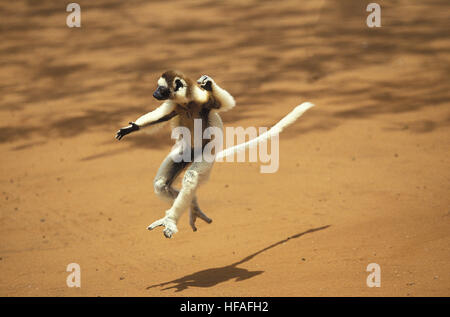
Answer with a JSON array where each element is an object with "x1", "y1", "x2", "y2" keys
[{"x1": 174, "y1": 79, "x2": 183, "y2": 92}]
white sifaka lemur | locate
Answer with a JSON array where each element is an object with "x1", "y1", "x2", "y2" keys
[{"x1": 115, "y1": 70, "x2": 314, "y2": 238}]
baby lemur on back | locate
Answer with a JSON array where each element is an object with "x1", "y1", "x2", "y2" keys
[{"x1": 116, "y1": 70, "x2": 235, "y2": 238}]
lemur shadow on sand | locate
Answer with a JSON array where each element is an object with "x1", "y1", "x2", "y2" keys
[{"x1": 146, "y1": 225, "x2": 330, "y2": 292}]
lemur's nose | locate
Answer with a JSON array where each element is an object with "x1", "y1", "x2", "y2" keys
[{"x1": 153, "y1": 86, "x2": 169, "y2": 100}]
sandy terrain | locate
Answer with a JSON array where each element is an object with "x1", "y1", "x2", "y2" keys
[{"x1": 0, "y1": 0, "x2": 449, "y2": 296}]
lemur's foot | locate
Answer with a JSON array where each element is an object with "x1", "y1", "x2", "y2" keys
[
  {"x1": 189, "y1": 206, "x2": 212, "y2": 232},
  {"x1": 147, "y1": 213, "x2": 178, "y2": 238},
  {"x1": 197, "y1": 75, "x2": 214, "y2": 91}
]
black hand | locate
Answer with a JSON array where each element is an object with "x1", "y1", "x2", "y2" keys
[
  {"x1": 115, "y1": 122, "x2": 139, "y2": 140},
  {"x1": 202, "y1": 80, "x2": 212, "y2": 91}
]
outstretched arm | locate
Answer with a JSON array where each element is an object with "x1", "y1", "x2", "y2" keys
[
  {"x1": 197, "y1": 75, "x2": 236, "y2": 112},
  {"x1": 115, "y1": 101, "x2": 177, "y2": 140}
]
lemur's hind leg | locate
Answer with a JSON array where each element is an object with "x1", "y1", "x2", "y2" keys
[
  {"x1": 190, "y1": 203, "x2": 212, "y2": 232},
  {"x1": 155, "y1": 177, "x2": 212, "y2": 232},
  {"x1": 150, "y1": 154, "x2": 212, "y2": 237},
  {"x1": 152, "y1": 153, "x2": 204, "y2": 211},
  {"x1": 148, "y1": 159, "x2": 213, "y2": 238}
]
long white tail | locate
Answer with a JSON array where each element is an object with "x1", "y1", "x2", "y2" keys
[{"x1": 215, "y1": 102, "x2": 315, "y2": 161}]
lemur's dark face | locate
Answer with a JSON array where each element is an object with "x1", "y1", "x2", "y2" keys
[
  {"x1": 153, "y1": 70, "x2": 190, "y2": 102},
  {"x1": 153, "y1": 82, "x2": 170, "y2": 100}
]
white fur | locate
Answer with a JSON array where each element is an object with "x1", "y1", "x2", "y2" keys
[
  {"x1": 163, "y1": 112, "x2": 224, "y2": 227},
  {"x1": 208, "y1": 111, "x2": 224, "y2": 130},
  {"x1": 157, "y1": 77, "x2": 168, "y2": 87},
  {"x1": 135, "y1": 100, "x2": 176, "y2": 134},
  {"x1": 215, "y1": 102, "x2": 315, "y2": 160},
  {"x1": 147, "y1": 213, "x2": 178, "y2": 237},
  {"x1": 167, "y1": 169, "x2": 199, "y2": 224},
  {"x1": 154, "y1": 177, "x2": 173, "y2": 203},
  {"x1": 212, "y1": 82, "x2": 236, "y2": 112},
  {"x1": 192, "y1": 85, "x2": 209, "y2": 104},
  {"x1": 145, "y1": 76, "x2": 235, "y2": 238}
]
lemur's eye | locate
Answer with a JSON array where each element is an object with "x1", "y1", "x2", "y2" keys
[{"x1": 174, "y1": 79, "x2": 183, "y2": 92}]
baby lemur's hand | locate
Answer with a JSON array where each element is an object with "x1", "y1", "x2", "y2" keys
[
  {"x1": 197, "y1": 75, "x2": 214, "y2": 92},
  {"x1": 115, "y1": 122, "x2": 139, "y2": 140}
]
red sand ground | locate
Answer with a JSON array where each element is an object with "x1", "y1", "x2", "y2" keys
[{"x1": 0, "y1": 0, "x2": 449, "y2": 296}]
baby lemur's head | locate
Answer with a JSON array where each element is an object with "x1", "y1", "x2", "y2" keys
[{"x1": 153, "y1": 70, "x2": 194, "y2": 104}]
